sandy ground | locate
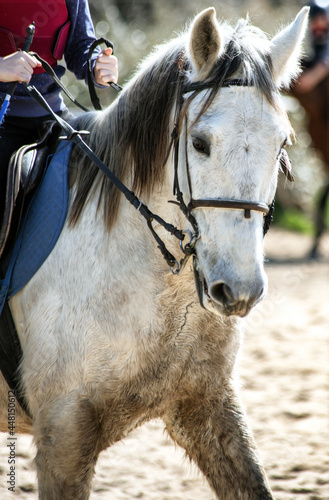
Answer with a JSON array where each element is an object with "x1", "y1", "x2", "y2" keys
[{"x1": 0, "y1": 228, "x2": 328, "y2": 500}]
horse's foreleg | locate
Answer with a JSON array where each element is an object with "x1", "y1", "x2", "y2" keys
[
  {"x1": 33, "y1": 394, "x2": 103, "y2": 500},
  {"x1": 163, "y1": 386, "x2": 273, "y2": 500}
]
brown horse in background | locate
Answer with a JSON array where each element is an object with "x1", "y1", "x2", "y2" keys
[{"x1": 290, "y1": 72, "x2": 329, "y2": 258}]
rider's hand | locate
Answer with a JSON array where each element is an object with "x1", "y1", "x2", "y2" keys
[
  {"x1": 0, "y1": 51, "x2": 41, "y2": 83},
  {"x1": 94, "y1": 47, "x2": 118, "y2": 86}
]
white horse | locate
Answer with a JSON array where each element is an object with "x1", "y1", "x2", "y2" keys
[{"x1": 0, "y1": 7, "x2": 308, "y2": 499}]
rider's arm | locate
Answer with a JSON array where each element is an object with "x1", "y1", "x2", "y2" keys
[{"x1": 63, "y1": 0, "x2": 118, "y2": 86}]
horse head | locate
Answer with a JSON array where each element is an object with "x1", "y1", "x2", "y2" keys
[
  {"x1": 172, "y1": 7, "x2": 309, "y2": 317},
  {"x1": 69, "y1": 7, "x2": 308, "y2": 319}
]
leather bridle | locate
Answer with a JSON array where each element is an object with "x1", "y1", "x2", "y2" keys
[
  {"x1": 23, "y1": 70, "x2": 275, "y2": 275},
  {"x1": 169, "y1": 78, "x2": 274, "y2": 272}
]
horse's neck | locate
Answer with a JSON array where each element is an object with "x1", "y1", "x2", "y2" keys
[
  {"x1": 67, "y1": 181, "x2": 179, "y2": 284},
  {"x1": 63, "y1": 155, "x2": 202, "y2": 321}
]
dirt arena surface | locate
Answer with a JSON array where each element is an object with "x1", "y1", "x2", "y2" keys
[{"x1": 0, "y1": 228, "x2": 328, "y2": 499}]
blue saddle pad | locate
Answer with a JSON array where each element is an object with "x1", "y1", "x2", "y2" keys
[{"x1": 0, "y1": 141, "x2": 72, "y2": 312}]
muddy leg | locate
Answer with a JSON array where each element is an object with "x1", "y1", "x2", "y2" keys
[
  {"x1": 33, "y1": 394, "x2": 103, "y2": 500},
  {"x1": 163, "y1": 386, "x2": 274, "y2": 500}
]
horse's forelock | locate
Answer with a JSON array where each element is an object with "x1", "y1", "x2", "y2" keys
[
  {"x1": 69, "y1": 17, "x2": 278, "y2": 232},
  {"x1": 184, "y1": 20, "x2": 277, "y2": 123}
]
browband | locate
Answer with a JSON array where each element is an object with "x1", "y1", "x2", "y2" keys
[{"x1": 183, "y1": 79, "x2": 251, "y2": 94}]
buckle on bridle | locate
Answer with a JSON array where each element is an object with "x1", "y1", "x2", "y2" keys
[
  {"x1": 180, "y1": 230, "x2": 200, "y2": 255},
  {"x1": 171, "y1": 230, "x2": 200, "y2": 275}
]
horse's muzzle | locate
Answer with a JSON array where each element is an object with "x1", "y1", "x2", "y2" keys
[
  {"x1": 209, "y1": 280, "x2": 265, "y2": 317},
  {"x1": 193, "y1": 258, "x2": 266, "y2": 317}
]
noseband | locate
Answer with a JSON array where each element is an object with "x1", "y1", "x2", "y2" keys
[{"x1": 170, "y1": 78, "x2": 274, "y2": 272}]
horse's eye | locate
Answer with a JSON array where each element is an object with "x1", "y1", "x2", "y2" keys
[{"x1": 192, "y1": 137, "x2": 209, "y2": 155}]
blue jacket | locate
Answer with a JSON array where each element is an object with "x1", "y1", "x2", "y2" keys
[{"x1": 0, "y1": 0, "x2": 102, "y2": 117}]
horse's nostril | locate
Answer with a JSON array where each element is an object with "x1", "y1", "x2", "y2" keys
[
  {"x1": 209, "y1": 280, "x2": 266, "y2": 310},
  {"x1": 210, "y1": 282, "x2": 234, "y2": 305}
]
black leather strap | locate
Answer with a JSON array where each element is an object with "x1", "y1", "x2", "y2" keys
[
  {"x1": 87, "y1": 38, "x2": 122, "y2": 111},
  {"x1": 0, "y1": 301, "x2": 31, "y2": 417},
  {"x1": 31, "y1": 53, "x2": 89, "y2": 112},
  {"x1": 188, "y1": 199, "x2": 270, "y2": 219},
  {"x1": 183, "y1": 79, "x2": 250, "y2": 94},
  {"x1": 32, "y1": 38, "x2": 123, "y2": 113},
  {"x1": 23, "y1": 83, "x2": 185, "y2": 265}
]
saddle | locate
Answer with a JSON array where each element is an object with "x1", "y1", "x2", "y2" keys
[{"x1": 0, "y1": 121, "x2": 61, "y2": 264}]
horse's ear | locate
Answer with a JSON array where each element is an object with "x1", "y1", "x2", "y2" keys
[
  {"x1": 270, "y1": 7, "x2": 309, "y2": 88},
  {"x1": 188, "y1": 8, "x2": 223, "y2": 80}
]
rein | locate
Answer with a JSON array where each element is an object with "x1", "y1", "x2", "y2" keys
[
  {"x1": 22, "y1": 83, "x2": 186, "y2": 270},
  {"x1": 23, "y1": 73, "x2": 274, "y2": 274}
]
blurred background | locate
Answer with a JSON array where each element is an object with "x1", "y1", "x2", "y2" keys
[{"x1": 62, "y1": 0, "x2": 328, "y2": 245}]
